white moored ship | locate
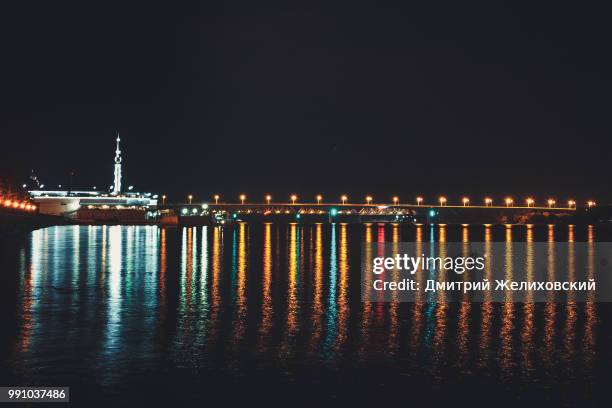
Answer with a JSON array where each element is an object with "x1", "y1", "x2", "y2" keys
[{"x1": 29, "y1": 134, "x2": 157, "y2": 220}]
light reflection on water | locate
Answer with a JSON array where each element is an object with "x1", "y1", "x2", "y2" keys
[{"x1": 7, "y1": 223, "x2": 604, "y2": 401}]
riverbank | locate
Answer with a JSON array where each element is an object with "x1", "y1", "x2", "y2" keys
[{"x1": 0, "y1": 209, "x2": 68, "y2": 237}]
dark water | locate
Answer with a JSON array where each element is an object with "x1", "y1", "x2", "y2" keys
[{"x1": 1, "y1": 223, "x2": 611, "y2": 407}]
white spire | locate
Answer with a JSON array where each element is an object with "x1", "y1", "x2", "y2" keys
[
  {"x1": 115, "y1": 133, "x2": 121, "y2": 160},
  {"x1": 112, "y1": 132, "x2": 122, "y2": 194}
]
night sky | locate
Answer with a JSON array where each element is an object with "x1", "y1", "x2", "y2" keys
[{"x1": 2, "y1": 1, "x2": 610, "y2": 204}]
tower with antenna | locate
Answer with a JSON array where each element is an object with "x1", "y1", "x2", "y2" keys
[{"x1": 112, "y1": 133, "x2": 122, "y2": 195}]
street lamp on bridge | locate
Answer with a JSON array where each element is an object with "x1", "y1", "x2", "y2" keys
[
  {"x1": 439, "y1": 196, "x2": 447, "y2": 206},
  {"x1": 568, "y1": 199, "x2": 576, "y2": 209},
  {"x1": 162, "y1": 195, "x2": 166, "y2": 205},
  {"x1": 393, "y1": 196, "x2": 399, "y2": 205},
  {"x1": 240, "y1": 194, "x2": 246, "y2": 204},
  {"x1": 547, "y1": 198, "x2": 555, "y2": 208},
  {"x1": 587, "y1": 200, "x2": 596, "y2": 208},
  {"x1": 485, "y1": 197, "x2": 492, "y2": 207},
  {"x1": 526, "y1": 197, "x2": 534, "y2": 207},
  {"x1": 505, "y1": 197, "x2": 513, "y2": 207},
  {"x1": 188, "y1": 194, "x2": 193, "y2": 204},
  {"x1": 416, "y1": 196, "x2": 423, "y2": 206},
  {"x1": 341, "y1": 195, "x2": 348, "y2": 205},
  {"x1": 316, "y1": 195, "x2": 322, "y2": 204},
  {"x1": 366, "y1": 196, "x2": 373, "y2": 205},
  {"x1": 291, "y1": 195, "x2": 297, "y2": 204},
  {"x1": 214, "y1": 194, "x2": 220, "y2": 204},
  {"x1": 462, "y1": 197, "x2": 470, "y2": 207}
]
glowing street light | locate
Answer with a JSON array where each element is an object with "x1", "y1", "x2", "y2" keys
[
  {"x1": 266, "y1": 195, "x2": 272, "y2": 204},
  {"x1": 162, "y1": 194, "x2": 167, "y2": 205},
  {"x1": 316, "y1": 195, "x2": 322, "y2": 204},
  {"x1": 462, "y1": 197, "x2": 470, "y2": 207},
  {"x1": 567, "y1": 199, "x2": 576, "y2": 209},
  {"x1": 214, "y1": 194, "x2": 220, "y2": 204},
  {"x1": 505, "y1": 197, "x2": 513, "y2": 207},
  {"x1": 392, "y1": 196, "x2": 399, "y2": 205},
  {"x1": 416, "y1": 196, "x2": 423, "y2": 206},
  {"x1": 240, "y1": 194, "x2": 246, "y2": 204},
  {"x1": 290, "y1": 195, "x2": 297, "y2": 204},
  {"x1": 439, "y1": 196, "x2": 447, "y2": 206},
  {"x1": 547, "y1": 198, "x2": 555, "y2": 208},
  {"x1": 526, "y1": 197, "x2": 534, "y2": 207},
  {"x1": 366, "y1": 196, "x2": 373, "y2": 205},
  {"x1": 341, "y1": 195, "x2": 348, "y2": 205},
  {"x1": 188, "y1": 194, "x2": 193, "y2": 204},
  {"x1": 587, "y1": 200, "x2": 596, "y2": 208},
  {"x1": 485, "y1": 197, "x2": 492, "y2": 207}
]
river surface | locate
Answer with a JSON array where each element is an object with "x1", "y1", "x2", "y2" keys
[{"x1": 1, "y1": 224, "x2": 610, "y2": 406}]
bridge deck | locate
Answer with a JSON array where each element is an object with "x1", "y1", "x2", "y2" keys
[{"x1": 164, "y1": 202, "x2": 575, "y2": 211}]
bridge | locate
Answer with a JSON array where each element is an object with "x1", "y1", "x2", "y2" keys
[{"x1": 157, "y1": 197, "x2": 582, "y2": 225}]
